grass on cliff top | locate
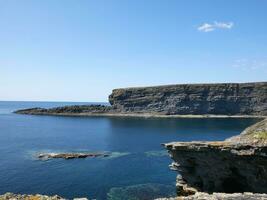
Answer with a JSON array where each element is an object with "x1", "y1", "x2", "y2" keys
[{"x1": 253, "y1": 131, "x2": 267, "y2": 140}]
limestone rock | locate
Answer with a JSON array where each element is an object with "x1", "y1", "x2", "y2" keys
[
  {"x1": 156, "y1": 192, "x2": 267, "y2": 200},
  {"x1": 15, "y1": 105, "x2": 112, "y2": 115},
  {"x1": 109, "y1": 82, "x2": 267, "y2": 115},
  {"x1": 38, "y1": 152, "x2": 109, "y2": 160},
  {"x1": 163, "y1": 118, "x2": 267, "y2": 198},
  {"x1": 0, "y1": 193, "x2": 65, "y2": 200}
]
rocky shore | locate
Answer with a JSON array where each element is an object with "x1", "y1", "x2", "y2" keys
[
  {"x1": 162, "y1": 118, "x2": 267, "y2": 199},
  {"x1": 15, "y1": 82, "x2": 267, "y2": 117},
  {"x1": 0, "y1": 193, "x2": 65, "y2": 200}
]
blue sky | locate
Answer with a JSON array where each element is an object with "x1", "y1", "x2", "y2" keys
[{"x1": 0, "y1": 0, "x2": 266, "y2": 102}]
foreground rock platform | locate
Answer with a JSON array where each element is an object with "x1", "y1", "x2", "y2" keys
[
  {"x1": 156, "y1": 192, "x2": 267, "y2": 200},
  {"x1": 0, "y1": 193, "x2": 91, "y2": 200},
  {"x1": 0, "y1": 193, "x2": 65, "y2": 200},
  {"x1": 163, "y1": 118, "x2": 267, "y2": 199}
]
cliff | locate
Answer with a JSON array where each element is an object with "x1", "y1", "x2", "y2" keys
[
  {"x1": 15, "y1": 82, "x2": 267, "y2": 117},
  {"x1": 163, "y1": 118, "x2": 267, "y2": 199},
  {"x1": 109, "y1": 82, "x2": 267, "y2": 115}
]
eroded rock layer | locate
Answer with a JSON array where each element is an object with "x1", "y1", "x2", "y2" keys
[
  {"x1": 163, "y1": 118, "x2": 267, "y2": 198},
  {"x1": 109, "y1": 82, "x2": 267, "y2": 115}
]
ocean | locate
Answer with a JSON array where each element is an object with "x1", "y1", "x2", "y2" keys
[{"x1": 0, "y1": 101, "x2": 260, "y2": 200}]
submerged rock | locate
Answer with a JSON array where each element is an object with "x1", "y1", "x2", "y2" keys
[
  {"x1": 145, "y1": 150, "x2": 169, "y2": 157},
  {"x1": 38, "y1": 152, "x2": 109, "y2": 160},
  {"x1": 163, "y1": 118, "x2": 267, "y2": 199},
  {"x1": 107, "y1": 183, "x2": 176, "y2": 200}
]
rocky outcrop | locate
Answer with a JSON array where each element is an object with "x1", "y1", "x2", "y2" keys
[
  {"x1": 15, "y1": 105, "x2": 112, "y2": 115},
  {"x1": 0, "y1": 193, "x2": 65, "y2": 200},
  {"x1": 163, "y1": 118, "x2": 267, "y2": 199},
  {"x1": 109, "y1": 82, "x2": 267, "y2": 115},
  {"x1": 226, "y1": 118, "x2": 267, "y2": 146},
  {"x1": 0, "y1": 193, "x2": 90, "y2": 200},
  {"x1": 15, "y1": 82, "x2": 267, "y2": 117},
  {"x1": 38, "y1": 152, "x2": 109, "y2": 160},
  {"x1": 156, "y1": 192, "x2": 267, "y2": 200}
]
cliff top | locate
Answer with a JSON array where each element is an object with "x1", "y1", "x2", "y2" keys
[
  {"x1": 112, "y1": 81, "x2": 267, "y2": 91},
  {"x1": 165, "y1": 118, "x2": 267, "y2": 148},
  {"x1": 226, "y1": 118, "x2": 267, "y2": 146}
]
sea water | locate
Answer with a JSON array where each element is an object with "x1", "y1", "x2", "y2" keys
[{"x1": 0, "y1": 101, "x2": 260, "y2": 199}]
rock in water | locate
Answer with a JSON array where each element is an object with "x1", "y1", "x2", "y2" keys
[{"x1": 38, "y1": 152, "x2": 109, "y2": 160}]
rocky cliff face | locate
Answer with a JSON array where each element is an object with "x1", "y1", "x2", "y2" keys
[
  {"x1": 109, "y1": 82, "x2": 267, "y2": 115},
  {"x1": 163, "y1": 118, "x2": 267, "y2": 199}
]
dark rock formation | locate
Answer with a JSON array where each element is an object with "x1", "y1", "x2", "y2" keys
[
  {"x1": 109, "y1": 82, "x2": 267, "y2": 115},
  {"x1": 15, "y1": 105, "x2": 112, "y2": 115},
  {"x1": 163, "y1": 118, "x2": 267, "y2": 199},
  {"x1": 15, "y1": 82, "x2": 267, "y2": 117},
  {"x1": 38, "y1": 152, "x2": 109, "y2": 160}
]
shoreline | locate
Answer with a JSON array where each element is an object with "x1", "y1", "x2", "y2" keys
[{"x1": 14, "y1": 112, "x2": 266, "y2": 119}]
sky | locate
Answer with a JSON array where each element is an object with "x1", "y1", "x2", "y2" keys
[{"x1": 0, "y1": 0, "x2": 267, "y2": 102}]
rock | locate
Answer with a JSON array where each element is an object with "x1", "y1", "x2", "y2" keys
[
  {"x1": 0, "y1": 193, "x2": 65, "y2": 200},
  {"x1": 38, "y1": 152, "x2": 109, "y2": 160},
  {"x1": 109, "y1": 82, "x2": 267, "y2": 115},
  {"x1": 15, "y1": 105, "x2": 112, "y2": 115},
  {"x1": 163, "y1": 118, "x2": 267, "y2": 199},
  {"x1": 155, "y1": 192, "x2": 267, "y2": 200},
  {"x1": 226, "y1": 118, "x2": 267, "y2": 146},
  {"x1": 15, "y1": 82, "x2": 267, "y2": 117}
]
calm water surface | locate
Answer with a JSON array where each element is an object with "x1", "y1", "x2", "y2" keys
[{"x1": 0, "y1": 101, "x2": 260, "y2": 199}]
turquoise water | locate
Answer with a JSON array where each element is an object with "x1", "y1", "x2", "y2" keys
[{"x1": 0, "y1": 101, "x2": 260, "y2": 199}]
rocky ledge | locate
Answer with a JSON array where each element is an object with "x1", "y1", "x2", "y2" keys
[
  {"x1": 156, "y1": 192, "x2": 267, "y2": 200},
  {"x1": 15, "y1": 105, "x2": 112, "y2": 115},
  {"x1": 0, "y1": 193, "x2": 65, "y2": 200},
  {"x1": 0, "y1": 193, "x2": 90, "y2": 200},
  {"x1": 163, "y1": 118, "x2": 267, "y2": 199},
  {"x1": 15, "y1": 82, "x2": 267, "y2": 117},
  {"x1": 38, "y1": 152, "x2": 109, "y2": 160}
]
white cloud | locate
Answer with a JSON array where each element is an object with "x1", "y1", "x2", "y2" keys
[{"x1": 198, "y1": 21, "x2": 234, "y2": 32}]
